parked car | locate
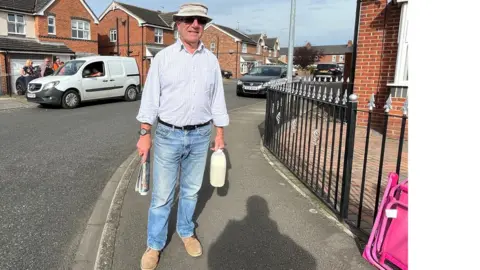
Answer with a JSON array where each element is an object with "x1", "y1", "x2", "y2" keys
[
  {"x1": 15, "y1": 66, "x2": 43, "y2": 95},
  {"x1": 313, "y1": 63, "x2": 342, "y2": 82},
  {"x1": 221, "y1": 69, "x2": 232, "y2": 79},
  {"x1": 26, "y1": 56, "x2": 140, "y2": 109},
  {"x1": 237, "y1": 65, "x2": 287, "y2": 97}
]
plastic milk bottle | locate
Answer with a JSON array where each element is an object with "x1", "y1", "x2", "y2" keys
[{"x1": 210, "y1": 149, "x2": 226, "y2": 187}]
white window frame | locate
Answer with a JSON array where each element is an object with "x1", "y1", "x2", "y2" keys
[
  {"x1": 71, "y1": 19, "x2": 90, "y2": 40},
  {"x1": 269, "y1": 50, "x2": 272, "y2": 57},
  {"x1": 155, "y1": 28, "x2": 163, "y2": 44},
  {"x1": 332, "y1": 55, "x2": 337, "y2": 62},
  {"x1": 390, "y1": 0, "x2": 408, "y2": 86},
  {"x1": 240, "y1": 63, "x2": 248, "y2": 74},
  {"x1": 339, "y1": 55, "x2": 345, "y2": 62},
  {"x1": 242, "y1": 43, "x2": 247, "y2": 53},
  {"x1": 109, "y1": 29, "x2": 117, "y2": 42},
  {"x1": 257, "y1": 44, "x2": 261, "y2": 55},
  {"x1": 210, "y1": 42, "x2": 216, "y2": 52},
  {"x1": 48, "y1": 15, "x2": 56, "y2": 35},
  {"x1": 7, "y1": 14, "x2": 26, "y2": 35}
]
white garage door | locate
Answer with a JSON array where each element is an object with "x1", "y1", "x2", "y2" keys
[{"x1": 10, "y1": 55, "x2": 45, "y2": 95}]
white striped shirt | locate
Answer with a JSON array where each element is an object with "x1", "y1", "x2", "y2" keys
[{"x1": 136, "y1": 38, "x2": 229, "y2": 127}]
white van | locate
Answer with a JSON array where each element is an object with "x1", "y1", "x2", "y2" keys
[{"x1": 26, "y1": 56, "x2": 140, "y2": 109}]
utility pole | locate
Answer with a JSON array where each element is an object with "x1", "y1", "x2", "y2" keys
[{"x1": 286, "y1": 0, "x2": 296, "y2": 83}]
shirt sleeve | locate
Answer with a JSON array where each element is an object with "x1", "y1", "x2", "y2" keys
[
  {"x1": 211, "y1": 60, "x2": 229, "y2": 127},
  {"x1": 136, "y1": 54, "x2": 162, "y2": 125}
]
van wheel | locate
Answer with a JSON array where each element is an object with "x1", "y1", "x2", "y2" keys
[
  {"x1": 62, "y1": 90, "x2": 80, "y2": 109},
  {"x1": 124, "y1": 85, "x2": 138, "y2": 101}
]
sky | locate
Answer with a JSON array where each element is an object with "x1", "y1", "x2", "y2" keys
[{"x1": 86, "y1": 0, "x2": 357, "y2": 47}]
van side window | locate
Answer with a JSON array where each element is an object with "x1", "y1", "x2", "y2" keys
[{"x1": 83, "y1": 61, "x2": 105, "y2": 78}]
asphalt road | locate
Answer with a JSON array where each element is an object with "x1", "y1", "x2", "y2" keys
[{"x1": 0, "y1": 80, "x2": 263, "y2": 270}]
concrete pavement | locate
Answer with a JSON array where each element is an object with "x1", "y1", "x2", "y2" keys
[
  {"x1": 102, "y1": 101, "x2": 373, "y2": 270},
  {"x1": 0, "y1": 81, "x2": 260, "y2": 270}
]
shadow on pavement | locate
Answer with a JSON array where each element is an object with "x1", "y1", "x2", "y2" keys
[
  {"x1": 166, "y1": 146, "x2": 232, "y2": 246},
  {"x1": 207, "y1": 195, "x2": 317, "y2": 270},
  {"x1": 257, "y1": 120, "x2": 265, "y2": 138}
]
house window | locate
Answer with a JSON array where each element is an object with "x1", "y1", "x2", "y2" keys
[
  {"x1": 240, "y1": 63, "x2": 248, "y2": 74},
  {"x1": 269, "y1": 50, "x2": 272, "y2": 57},
  {"x1": 110, "y1": 29, "x2": 117, "y2": 42},
  {"x1": 7, "y1": 14, "x2": 25, "y2": 35},
  {"x1": 242, "y1": 43, "x2": 247, "y2": 53},
  {"x1": 257, "y1": 44, "x2": 261, "y2": 55},
  {"x1": 339, "y1": 55, "x2": 345, "y2": 62},
  {"x1": 393, "y1": 1, "x2": 409, "y2": 85},
  {"x1": 71, "y1": 20, "x2": 90, "y2": 40},
  {"x1": 332, "y1": 55, "x2": 337, "y2": 62},
  {"x1": 155, "y1": 28, "x2": 163, "y2": 44},
  {"x1": 210, "y1": 42, "x2": 216, "y2": 52},
  {"x1": 48, "y1": 16, "x2": 55, "y2": 35}
]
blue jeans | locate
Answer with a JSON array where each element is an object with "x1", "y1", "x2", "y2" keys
[{"x1": 147, "y1": 121, "x2": 212, "y2": 251}]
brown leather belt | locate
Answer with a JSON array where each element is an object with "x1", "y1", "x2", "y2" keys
[{"x1": 158, "y1": 118, "x2": 211, "y2": 130}]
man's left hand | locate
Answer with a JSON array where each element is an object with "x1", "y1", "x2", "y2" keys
[{"x1": 211, "y1": 135, "x2": 225, "y2": 151}]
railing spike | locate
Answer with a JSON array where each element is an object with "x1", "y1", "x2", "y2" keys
[
  {"x1": 384, "y1": 94, "x2": 393, "y2": 113},
  {"x1": 322, "y1": 86, "x2": 327, "y2": 101},
  {"x1": 368, "y1": 94, "x2": 375, "y2": 111},
  {"x1": 346, "y1": 77, "x2": 350, "y2": 83},
  {"x1": 328, "y1": 88, "x2": 333, "y2": 102},
  {"x1": 402, "y1": 96, "x2": 408, "y2": 116},
  {"x1": 342, "y1": 89, "x2": 348, "y2": 105},
  {"x1": 335, "y1": 89, "x2": 340, "y2": 104}
]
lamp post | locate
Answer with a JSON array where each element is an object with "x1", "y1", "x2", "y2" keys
[{"x1": 286, "y1": 0, "x2": 296, "y2": 83}]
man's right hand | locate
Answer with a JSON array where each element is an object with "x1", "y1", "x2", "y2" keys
[{"x1": 137, "y1": 134, "x2": 152, "y2": 163}]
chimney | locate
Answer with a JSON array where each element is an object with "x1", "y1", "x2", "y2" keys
[{"x1": 347, "y1": 40, "x2": 353, "y2": 47}]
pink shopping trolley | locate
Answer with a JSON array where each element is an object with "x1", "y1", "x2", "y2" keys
[{"x1": 362, "y1": 172, "x2": 408, "y2": 270}]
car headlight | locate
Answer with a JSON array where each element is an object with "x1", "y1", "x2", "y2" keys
[
  {"x1": 237, "y1": 80, "x2": 243, "y2": 85},
  {"x1": 43, "y1": 81, "x2": 60, "y2": 90}
]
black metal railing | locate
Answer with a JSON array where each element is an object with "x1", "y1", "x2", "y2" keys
[{"x1": 264, "y1": 78, "x2": 408, "y2": 236}]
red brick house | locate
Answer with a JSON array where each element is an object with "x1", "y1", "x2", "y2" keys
[
  {"x1": 0, "y1": 0, "x2": 99, "y2": 95},
  {"x1": 353, "y1": 0, "x2": 408, "y2": 137},
  {"x1": 202, "y1": 24, "x2": 280, "y2": 79},
  {"x1": 97, "y1": 1, "x2": 178, "y2": 84}
]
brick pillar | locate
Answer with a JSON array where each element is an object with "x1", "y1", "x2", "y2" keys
[{"x1": 353, "y1": 0, "x2": 403, "y2": 137}]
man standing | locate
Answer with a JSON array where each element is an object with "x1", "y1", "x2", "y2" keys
[
  {"x1": 40, "y1": 57, "x2": 53, "y2": 77},
  {"x1": 136, "y1": 3, "x2": 229, "y2": 269}
]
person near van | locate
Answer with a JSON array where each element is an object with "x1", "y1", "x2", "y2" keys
[
  {"x1": 53, "y1": 58, "x2": 61, "y2": 71},
  {"x1": 40, "y1": 57, "x2": 54, "y2": 77},
  {"x1": 136, "y1": 3, "x2": 228, "y2": 269},
  {"x1": 20, "y1": 59, "x2": 34, "y2": 76}
]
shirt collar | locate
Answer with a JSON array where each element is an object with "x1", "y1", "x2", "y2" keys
[{"x1": 176, "y1": 38, "x2": 205, "y2": 54}]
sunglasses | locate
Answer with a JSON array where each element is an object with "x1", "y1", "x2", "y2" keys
[{"x1": 178, "y1": 16, "x2": 208, "y2": 25}]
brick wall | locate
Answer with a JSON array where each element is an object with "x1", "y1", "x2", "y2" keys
[
  {"x1": 202, "y1": 26, "x2": 241, "y2": 78},
  {"x1": 0, "y1": 53, "x2": 6, "y2": 95},
  {"x1": 354, "y1": 0, "x2": 407, "y2": 139},
  {"x1": 36, "y1": 0, "x2": 98, "y2": 54},
  {"x1": 98, "y1": 8, "x2": 175, "y2": 84}
]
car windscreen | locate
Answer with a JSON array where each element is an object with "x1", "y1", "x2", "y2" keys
[
  {"x1": 248, "y1": 66, "x2": 283, "y2": 76},
  {"x1": 317, "y1": 64, "x2": 337, "y2": 70},
  {"x1": 54, "y1": 60, "x2": 86, "y2": 76}
]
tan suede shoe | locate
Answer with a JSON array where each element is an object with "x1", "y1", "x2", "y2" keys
[
  {"x1": 181, "y1": 236, "x2": 203, "y2": 257},
  {"x1": 141, "y1": 248, "x2": 160, "y2": 270}
]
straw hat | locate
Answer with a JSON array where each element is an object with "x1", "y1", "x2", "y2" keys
[{"x1": 173, "y1": 3, "x2": 212, "y2": 23}]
